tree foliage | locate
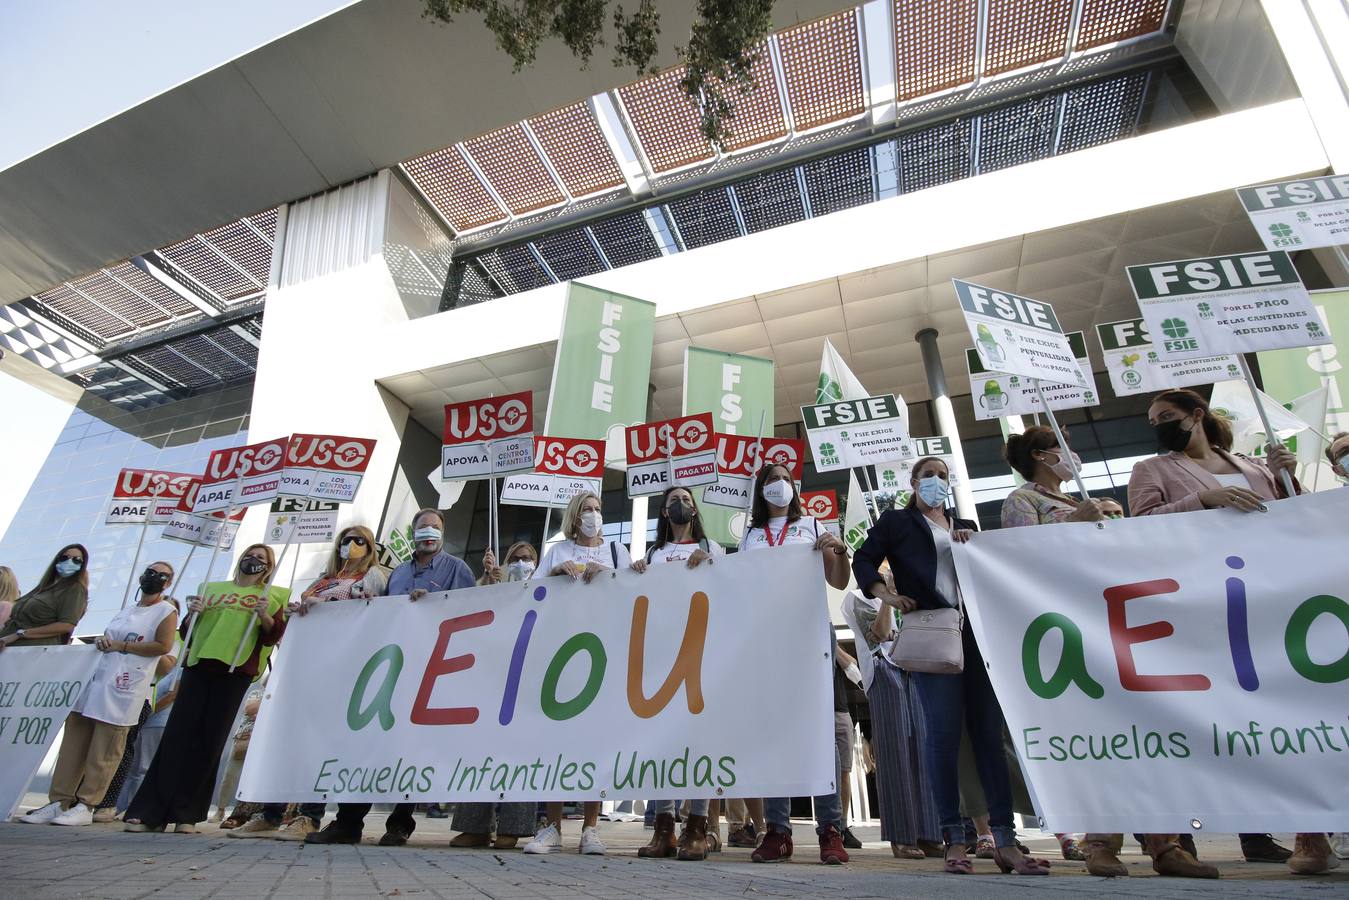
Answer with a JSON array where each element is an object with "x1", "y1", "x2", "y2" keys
[{"x1": 421, "y1": 0, "x2": 775, "y2": 148}]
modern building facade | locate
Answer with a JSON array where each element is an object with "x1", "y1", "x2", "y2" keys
[{"x1": 2, "y1": 0, "x2": 1347, "y2": 637}]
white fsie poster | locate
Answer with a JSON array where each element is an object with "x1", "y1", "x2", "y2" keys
[
  {"x1": 1237, "y1": 176, "x2": 1349, "y2": 252},
  {"x1": 965, "y1": 332, "x2": 1100, "y2": 421},
  {"x1": 954, "y1": 279, "x2": 1089, "y2": 388},
  {"x1": 801, "y1": 395, "x2": 912, "y2": 472},
  {"x1": 239, "y1": 547, "x2": 834, "y2": 803},
  {"x1": 1094, "y1": 318, "x2": 1241, "y2": 397},
  {"x1": 954, "y1": 490, "x2": 1349, "y2": 832}
]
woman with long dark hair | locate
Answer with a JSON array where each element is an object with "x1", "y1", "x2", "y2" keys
[
  {"x1": 124, "y1": 544, "x2": 289, "y2": 833},
  {"x1": 0, "y1": 544, "x2": 89, "y2": 649},
  {"x1": 854, "y1": 457, "x2": 1048, "y2": 875}
]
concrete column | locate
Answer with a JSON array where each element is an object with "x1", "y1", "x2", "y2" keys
[{"x1": 915, "y1": 328, "x2": 978, "y2": 522}]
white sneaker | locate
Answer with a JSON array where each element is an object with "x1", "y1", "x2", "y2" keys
[
  {"x1": 1333, "y1": 833, "x2": 1349, "y2": 860},
  {"x1": 18, "y1": 802, "x2": 64, "y2": 824},
  {"x1": 52, "y1": 803, "x2": 93, "y2": 826},
  {"x1": 579, "y1": 825, "x2": 606, "y2": 855},
  {"x1": 522, "y1": 823, "x2": 561, "y2": 854}
]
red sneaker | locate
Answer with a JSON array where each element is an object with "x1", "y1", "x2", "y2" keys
[
  {"x1": 751, "y1": 828, "x2": 793, "y2": 863},
  {"x1": 819, "y1": 825, "x2": 850, "y2": 865}
]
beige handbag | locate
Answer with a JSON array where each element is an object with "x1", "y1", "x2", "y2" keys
[{"x1": 888, "y1": 600, "x2": 964, "y2": 674}]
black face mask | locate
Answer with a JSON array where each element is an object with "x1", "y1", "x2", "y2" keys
[
  {"x1": 239, "y1": 556, "x2": 267, "y2": 576},
  {"x1": 1153, "y1": 418, "x2": 1194, "y2": 453},
  {"x1": 666, "y1": 501, "x2": 694, "y2": 526},
  {"x1": 139, "y1": 570, "x2": 170, "y2": 595}
]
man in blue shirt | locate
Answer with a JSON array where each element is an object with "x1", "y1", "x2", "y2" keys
[{"x1": 306, "y1": 507, "x2": 474, "y2": 848}]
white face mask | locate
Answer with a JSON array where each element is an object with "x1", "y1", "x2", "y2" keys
[
  {"x1": 506, "y1": 560, "x2": 536, "y2": 581},
  {"x1": 1043, "y1": 449, "x2": 1082, "y2": 485},
  {"x1": 412, "y1": 526, "x2": 442, "y2": 551},
  {"x1": 578, "y1": 510, "x2": 603, "y2": 538},
  {"x1": 761, "y1": 479, "x2": 794, "y2": 507}
]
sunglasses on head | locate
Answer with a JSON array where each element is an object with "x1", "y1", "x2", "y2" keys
[{"x1": 340, "y1": 535, "x2": 367, "y2": 546}]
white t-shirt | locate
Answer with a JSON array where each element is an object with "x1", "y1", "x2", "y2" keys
[
  {"x1": 537, "y1": 538, "x2": 633, "y2": 577},
  {"x1": 738, "y1": 515, "x2": 822, "y2": 552},
  {"x1": 646, "y1": 539, "x2": 725, "y2": 566},
  {"x1": 75, "y1": 600, "x2": 176, "y2": 726},
  {"x1": 1212, "y1": 473, "x2": 1250, "y2": 489},
  {"x1": 925, "y1": 518, "x2": 960, "y2": 609}
]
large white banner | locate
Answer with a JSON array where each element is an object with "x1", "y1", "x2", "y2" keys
[
  {"x1": 240, "y1": 546, "x2": 834, "y2": 802},
  {"x1": 954, "y1": 490, "x2": 1349, "y2": 833},
  {"x1": 0, "y1": 646, "x2": 99, "y2": 821}
]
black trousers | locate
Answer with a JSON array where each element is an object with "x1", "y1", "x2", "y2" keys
[
  {"x1": 125, "y1": 665, "x2": 252, "y2": 826},
  {"x1": 334, "y1": 803, "x2": 416, "y2": 836}
]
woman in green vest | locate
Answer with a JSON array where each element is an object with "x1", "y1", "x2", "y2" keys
[{"x1": 124, "y1": 543, "x2": 290, "y2": 833}]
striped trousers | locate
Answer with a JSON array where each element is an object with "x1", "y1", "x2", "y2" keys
[{"x1": 867, "y1": 657, "x2": 940, "y2": 845}]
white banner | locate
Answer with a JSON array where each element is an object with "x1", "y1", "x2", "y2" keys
[
  {"x1": 954, "y1": 490, "x2": 1349, "y2": 832},
  {"x1": 0, "y1": 646, "x2": 100, "y2": 821},
  {"x1": 240, "y1": 546, "x2": 834, "y2": 803},
  {"x1": 1126, "y1": 251, "x2": 1332, "y2": 359},
  {"x1": 1237, "y1": 175, "x2": 1349, "y2": 252},
  {"x1": 1094, "y1": 318, "x2": 1241, "y2": 397},
  {"x1": 954, "y1": 279, "x2": 1089, "y2": 388},
  {"x1": 965, "y1": 332, "x2": 1100, "y2": 421}
]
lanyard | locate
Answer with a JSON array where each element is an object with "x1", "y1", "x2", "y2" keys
[{"x1": 762, "y1": 520, "x2": 791, "y2": 547}]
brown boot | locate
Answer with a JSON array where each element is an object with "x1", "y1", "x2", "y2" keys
[
  {"x1": 638, "y1": 813, "x2": 677, "y2": 858},
  {"x1": 1083, "y1": 833, "x2": 1127, "y2": 877},
  {"x1": 1147, "y1": 835, "x2": 1219, "y2": 879},
  {"x1": 449, "y1": 831, "x2": 491, "y2": 848},
  {"x1": 677, "y1": 815, "x2": 708, "y2": 861},
  {"x1": 1288, "y1": 832, "x2": 1336, "y2": 875}
]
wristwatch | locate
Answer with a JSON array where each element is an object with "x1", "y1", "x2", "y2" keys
[{"x1": 14, "y1": 629, "x2": 25, "y2": 640}]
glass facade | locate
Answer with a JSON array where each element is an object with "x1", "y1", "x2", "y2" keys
[{"x1": 0, "y1": 384, "x2": 252, "y2": 636}]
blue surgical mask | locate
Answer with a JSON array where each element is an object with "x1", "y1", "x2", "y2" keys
[
  {"x1": 55, "y1": 559, "x2": 82, "y2": 578},
  {"x1": 917, "y1": 475, "x2": 950, "y2": 508}
]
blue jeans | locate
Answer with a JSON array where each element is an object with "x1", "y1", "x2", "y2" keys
[
  {"x1": 911, "y1": 625, "x2": 1015, "y2": 848},
  {"x1": 764, "y1": 778, "x2": 841, "y2": 836},
  {"x1": 653, "y1": 799, "x2": 710, "y2": 817}
]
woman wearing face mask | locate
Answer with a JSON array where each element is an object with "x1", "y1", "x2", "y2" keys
[
  {"x1": 630, "y1": 486, "x2": 724, "y2": 861},
  {"x1": 854, "y1": 458, "x2": 1050, "y2": 876},
  {"x1": 18, "y1": 562, "x2": 178, "y2": 826},
  {"x1": 229, "y1": 526, "x2": 389, "y2": 841},
  {"x1": 738, "y1": 464, "x2": 853, "y2": 865},
  {"x1": 477, "y1": 542, "x2": 539, "y2": 586},
  {"x1": 524, "y1": 493, "x2": 631, "y2": 856},
  {"x1": 124, "y1": 544, "x2": 289, "y2": 833},
  {"x1": 999, "y1": 426, "x2": 1103, "y2": 527},
  {"x1": 1130, "y1": 389, "x2": 1328, "y2": 876},
  {"x1": 446, "y1": 540, "x2": 540, "y2": 850},
  {"x1": 0, "y1": 544, "x2": 89, "y2": 649}
]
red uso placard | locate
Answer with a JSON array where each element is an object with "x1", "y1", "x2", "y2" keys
[
  {"x1": 441, "y1": 391, "x2": 535, "y2": 480},
  {"x1": 800, "y1": 489, "x2": 839, "y2": 523},
  {"x1": 105, "y1": 469, "x2": 197, "y2": 525},
  {"x1": 195, "y1": 437, "x2": 289, "y2": 512},
  {"x1": 624, "y1": 412, "x2": 717, "y2": 496},
  {"x1": 282, "y1": 434, "x2": 377, "y2": 502},
  {"x1": 534, "y1": 435, "x2": 606, "y2": 479},
  {"x1": 701, "y1": 434, "x2": 763, "y2": 510},
  {"x1": 759, "y1": 437, "x2": 806, "y2": 481}
]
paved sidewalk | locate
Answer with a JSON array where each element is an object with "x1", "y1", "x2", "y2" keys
[{"x1": 1, "y1": 809, "x2": 1342, "y2": 899}]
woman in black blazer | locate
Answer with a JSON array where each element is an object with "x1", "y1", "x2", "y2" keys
[{"x1": 852, "y1": 457, "x2": 1047, "y2": 876}]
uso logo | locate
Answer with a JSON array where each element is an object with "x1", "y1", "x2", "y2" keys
[
  {"x1": 445, "y1": 391, "x2": 533, "y2": 442},
  {"x1": 801, "y1": 490, "x2": 837, "y2": 520},
  {"x1": 289, "y1": 435, "x2": 375, "y2": 471},
  {"x1": 116, "y1": 469, "x2": 194, "y2": 499},
  {"x1": 537, "y1": 438, "x2": 604, "y2": 477}
]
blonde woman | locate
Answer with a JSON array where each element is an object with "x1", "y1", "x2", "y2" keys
[
  {"x1": 230, "y1": 526, "x2": 389, "y2": 841},
  {"x1": 124, "y1": 544, "x2": 290, "y2": 833},
  {"x1": 524, "y1": 492, "x2": 631, "y2": 856},
  {"x1": 19, "y1": 562, "x2": 178, "y2": 826},
  {"x1": 0, "y1": 566, "x2": 19, "y2": 629}
]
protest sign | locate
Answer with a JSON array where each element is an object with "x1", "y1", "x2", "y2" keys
[
  {"x1": 701, "y1": 433, "x2": 762, "y2": 511},
  {"x1": 195, "y1": 438, "x2": 288, "y2": 512},
  {"x1": 281, "y1": 434, "x2": 377, "y2": 501},
  {"x1": 682, "y1": 347, "x2": 773, "y2": 545},
  {"x1": 441, "y1": 391, "x2": 535, "y2": 480},
  {"x1": 265, "y1": 499, "x2": 340, "y2": 545},
  {"x1": 161, "y1": 478, "x2": 245, "y2": 547},
  {"x1": 1237, "y1": 175, "x2": 1349, "y2": 252},
  {"x1": 0, "y1": 646, "x2": 100, "y2": 821},
  {"x1": 104, "y1": 469, "x2": 196, "y2": 525},
  {"x1": 800, "y1": 489, "x2": 838, "y2": 527},
  {"x1": 545, "y1": 284, "x2": 656, "y2": 464},
  {"x1": 624, "y1": 413, "x2": 717, "y2": 497},
  {"x1": 954, "y1": 279, "x2": 1089, "y2": 388},
  {"x1": 1094, "y1": 318, "x2": 1241, "y2": 397},
  {"x1": 953, "y1": 490, "x2": 1349, "y2": 832},
  {"x1": 499, "y1": 436, "x2": 605, "y2": 508},
  {"x1": 965, "y1": 332, "x2": 1100, "y2": 420},
  {"x1": 875, "y1": 436, "x2": 959, "y2": 496},
  {"x1": 801, "y1": 395, "x2": 912, "y2": 471},
  {"x1": 239, "y1": 546, "x2": 834, "y2": 803},
  {"x1": 1126, "y1": 251, "x2": 1331, "y2": 359}
]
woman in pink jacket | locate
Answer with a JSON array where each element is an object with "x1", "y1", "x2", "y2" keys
[{"x1": 1128, "y1": 388, "x2": 1333, "y2": 877}]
